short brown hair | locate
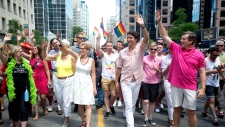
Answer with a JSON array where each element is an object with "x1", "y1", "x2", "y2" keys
[{"x1": 182, "y1": 31, "x2": 196, "y2": 45}]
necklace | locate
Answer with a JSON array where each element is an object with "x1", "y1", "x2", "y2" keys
[{"x1": 80, "y1": 56, "x2": 89, "y2": 65}]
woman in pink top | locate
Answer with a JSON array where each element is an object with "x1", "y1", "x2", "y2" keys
[
  {"x1": 141, "y1": 42, "x2": 162, "y2": 126},
  {"x1": 30, "y1": 45, "x2": 51, "y2": 120}
]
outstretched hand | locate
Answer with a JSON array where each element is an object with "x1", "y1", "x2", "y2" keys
[
  {"x1": 30, "y1": 32, "x2": 35, "y2": 39},
  {"x1": 135, "y1": 13, "x2": 144, "y2": 27},
  {"x1": 156, "y1": 9, "x2": 161, "y2": 22},
  {"x1": 97, "y1": 33, "x2": 101, "y2": 40},
  {"x1": 56, "y1": 30, "x2": 60, "y2": 40},
  {"x1": 4, "y1": 34, "x2": 12, "y2": 42}
]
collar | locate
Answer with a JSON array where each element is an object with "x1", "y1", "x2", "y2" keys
[{"x1": 124, "y1": 46, "x2": 138, "y2": 54}]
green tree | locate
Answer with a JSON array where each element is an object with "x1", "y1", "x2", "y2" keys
[
  {"x1": 7, "y1": 19, "x2": 26, "y2": 44},
  {"x1": 32, "y1": 30, "x2": 47, "y2": 45},
  {"x1": 73, "y1": 26, "x2": 83, "y2": 37},
  {"x1": 168, "y1": 8, "x2": 199, "y2": 42}
]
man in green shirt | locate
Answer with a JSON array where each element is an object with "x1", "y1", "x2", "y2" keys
[{"x1": 215, "y1": 40, "x2": 225, "y2": 118}]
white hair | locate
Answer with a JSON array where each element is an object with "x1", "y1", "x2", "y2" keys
[
  {"x1": 61, "y1": 39, "x2": 71, "y2": 46},
  {"x1": 215, "y1": 40, "x2": 224, "y2": 45}
]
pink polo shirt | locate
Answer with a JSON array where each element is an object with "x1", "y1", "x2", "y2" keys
[
  {"x1": 168, "y1": 42, "x2": 205, "y2": 90},
  {"x1": 143, "y1": 55, "x2": 162, "y2": 84},
  {"x1": 117, "y1": 41, "x2": 148, "y2": 84}
]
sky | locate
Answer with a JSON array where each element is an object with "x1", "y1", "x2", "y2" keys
[{"x1": 86, "y1": 0, "x2": 116, "y2": 35}]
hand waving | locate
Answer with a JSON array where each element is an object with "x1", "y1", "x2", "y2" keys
[
  {"x1": 17, "y1": 34, "x2": 22, "y2": 42},
  {"x1": 30, "y1": 32, "x2": 35, "y2": 39},
  {"x1": 97, "y1": 33, "x2": 101, "y2": 40},
  {"x1": 56, "y1": 30, "x2": 60, "y2": 40},
  {"x1": 135, "y1": 13, "x2": 144, "y2": 27},
  {"x1": 156, "y1": 9, "x2": 161, "y2": 22},
  {"x1": 4, "y1": 34, "x2": 12, "y2": 42}
]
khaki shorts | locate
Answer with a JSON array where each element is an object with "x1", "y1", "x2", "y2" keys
[
  {"x1": 171, "y1": 85, "x2": 197, "y2": 110},
  {"x1": 101, "y1": 78, "x2": 115, "y2": 91}
]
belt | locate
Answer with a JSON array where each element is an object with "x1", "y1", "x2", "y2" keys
[
  {"x1": 50, "y1": 69, "x2": 57, "y2": 72},
  {"x1": 57, "y1": 74, "x2": 73, "y2": 79}
]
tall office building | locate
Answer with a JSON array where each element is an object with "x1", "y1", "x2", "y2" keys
[
  {"x1": 106, "y1": 16, "x2": 116, "y2": 44},
  {"x1": 73, "y1": 0, "x2": 81, "y2": 27},
  {"x1": 0, "y1": 0, "x2": 35, "y2": 41},
  {"x1": 116, "y1": 0, "x2": 137, "y2": 41},
  {"x1": 48, "y1": 0, "x2": 73, "y2": 41},
  {"x1": 80, "y1": 0, "x2": 89, "y2": 36},
  {"x1": 34, "y1": 0, "x2": 49, "y2": 37},
  {"x1": 200, "y1": 0, "x2": 225, "y2": 33}
]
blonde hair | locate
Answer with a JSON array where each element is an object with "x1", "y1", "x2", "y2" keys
[
  {"x1": 149, "y1": 42, "x2": 157, "y2": 47},
  {"x1": 80, "y1": 41, "x2": 92, "y2": 51},
  {"x1": 8, "y1": 45, "x2": 22, "y2": 58}
]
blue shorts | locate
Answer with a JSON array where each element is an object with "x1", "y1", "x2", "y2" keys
[{"x1": 205, "y1": 85, "x2": 219, "y2": 98}]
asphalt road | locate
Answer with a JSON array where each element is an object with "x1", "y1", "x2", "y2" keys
[{"x1": 1, "y1": 95, "x2": 225, "y2": 127}]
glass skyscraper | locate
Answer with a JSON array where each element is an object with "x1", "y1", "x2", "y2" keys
[
  {"x1": 34, "y1": 0, "x2": 49, "y2": 37},
  {"x1": 48, "y1": 0, "x2": 73, "y2": 41}
]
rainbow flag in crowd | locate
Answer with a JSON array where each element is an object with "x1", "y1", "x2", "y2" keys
[
  {"x1": 100, "y1": 17, "x2": 108, "y2": 39},
  {"x1": 82, "y1": 32, "x2": 88, "y2": 41},
  {"x1": 93, "y1": 26, "x2": 99, "y2": 36},
  {"x1": 114, "y1": 21, "x2": 126, "y2": 37},
  {"x1": 103, "y1": 29, "x2": 108, "y2": 40},
  {"x1": 124, "y1": 38, "x2": 128, "y2": 44}
]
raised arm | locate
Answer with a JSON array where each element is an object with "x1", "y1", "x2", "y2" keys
[
  {"x1": 0, "y1": 35, "x2": 11, "y2": 65},
  {"x1": 56, "y1": 31, "x2": 78, "y2": 60},
  {"x1": 96, "y1": 33, "x2": 104, "y2": 57},
  {"x1": 42, "y1": 40, "x2": 58, "y2": 61},
  {"x1": 17, "y1": 34, "x2": 22, "y2": 46},
  {"x1": 30, "y1": 32, "x2": 35, "y2": 46},
  {"x1": 156, "y1": 10, "x2": 172, "y2": 47},
  {"x1": 135, "y1": 14, "x2": 149, "y2": 44}
]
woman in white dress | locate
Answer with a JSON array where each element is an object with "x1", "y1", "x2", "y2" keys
[{"x1": 58, "y1": 39, "x2": 97, "y2": 127}]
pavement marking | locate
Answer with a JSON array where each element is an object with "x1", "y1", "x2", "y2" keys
[{"x1": 98, "y1": 108, "x2": 104, "y2": 127}]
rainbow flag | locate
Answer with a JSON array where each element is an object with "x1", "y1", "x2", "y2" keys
[
  {"x1": 100, "y1": 17, "x2": 104, "y2": 30},
  {"x1": 82, "y1": 32, "x2": 88, "y2": 41},
  {"x1": 93, "y1": 26, "x2": 99, "y2": 36},
  {"x1": 103, "y1": 29, "x2": 108, "y2": 39},
  {"x1": 114, "y1": 21, "x2": 126, "y2": 37}
]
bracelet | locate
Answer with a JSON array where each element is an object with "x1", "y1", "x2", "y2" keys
[{"x1": 201, "y1": 86, "x2": 206, "y2": 89}]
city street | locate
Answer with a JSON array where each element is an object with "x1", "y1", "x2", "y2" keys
[{"x1": 1, "y1": 95, "x2": 225, "y2": 127}]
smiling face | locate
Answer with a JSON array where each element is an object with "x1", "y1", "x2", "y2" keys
[
  {"x1": 32, "y1": 46, "x2": 39, "y2": 55},
  {"x1": 180, "y1": 32, "x2": 196, "y2": 49},
  {"x1": 106, "y1": 42, "x2": 113, "y2": 53},
  {"x1": 14, "y1": 47, "x2": 23, "y2": 58},
  {"x1": 149, "y1": 45, "x2": 157, "y2": 55},
  {"x1": 76, "y1": 33, "x2": 84, "y2": 44},
  {"x1": 51, "y1": 39, "x2": 59, "y2": 49},
  {"x1": 127, "y1": 34, "x2": 137, "y2": 47}
]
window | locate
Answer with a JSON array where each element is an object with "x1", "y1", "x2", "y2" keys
[
  {"x1": 23, "y1": 9, "x2": 26, "y2": 19},
  {"x1": 0, "y1": 0, "x2": 4, "y2": 8},
  {"x1": 162, "y1": 18, "x2": 167, "y2": 23},
  {"x1": 30, "y1": 0, "x2": 32, "y2": 8},
  {"x1": 13, "y1": 3, "x2": 16, "y2": 14},
  {"x1": 220, "y1": 20, "x2": 225, "y2": 26},
  {"x1": 129, "y1": 17, "x2": 135, "y2": 23},
  {"x1": 222, "y1": 1, "x2": 225, "y2": 7},
  {"x1": 130, "y1": 0, "x2": 135, "y2": 6},
  {"x1": 2, "y1": 18, "x2": 5, "y2": 30},
  {"x1": 163, "y1": 1, "x2": 168, "y2": 6},
  {"x1": 7, "y1": 0, "x2": 11, "y2": 11},
  {"x1": 31, "y1": 14, "x2": 33, "y2": 23},
  {"x1": 129, "y1": 25, "x2": 134, "y2": 31},
  {"x1": 19, "y1": 7, "x2": 21, "y2": 17},
  {"x1": 129, "y1": 10, "x2": 135, "y2": 14},
  {"x1": 162, "y1": 9, "x2": 168, "y2": 15},
  {"x1": 221, "y1": 11, "x2": 225, "y2": 17}
]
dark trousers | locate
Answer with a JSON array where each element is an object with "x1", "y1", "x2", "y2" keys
[
  {"x1": 96, "y1": 77, "x2": 103, "y2": 105},
  {"x1": 215, "y1": 80, "x2": 224, "y2": 112},
  {"x1": 8, "y1": 91, "x2": 29, "y2": 121}
]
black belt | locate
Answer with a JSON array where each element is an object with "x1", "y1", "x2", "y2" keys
[
  {"x1": 50, "y1": 69, "x2": 57, "y2": 72},
  {"x1": 57, "y1": 74, "x2": 73, "y2": 79}
]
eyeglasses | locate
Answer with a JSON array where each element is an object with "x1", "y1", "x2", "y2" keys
[
  {"x1": 216, "y1": 45, "x2": 224, "y2": 47},
  {"x1": 77, "y1": 37, "x2": 84, "y2": 40},
  {"x1": 150, "y1": 48, "x2": 157, "y2": 51}
]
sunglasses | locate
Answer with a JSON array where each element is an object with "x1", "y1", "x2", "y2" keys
[
  {"x1": 216, "y1": 45, "x2": 224, "y2": 47},
  {"x1": 77, "y1": 37, "x2": 84, "y2": 40},
  {"x1": 150, "y1": 48, "x2": 157, "y2": 51}
]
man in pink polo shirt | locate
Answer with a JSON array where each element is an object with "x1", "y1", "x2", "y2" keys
[
  {"x1": 156, "y1": 10, "x2": 206, "y2": 127},
  {"x1": 115, "y1": 13, "x2": 149, "y2": 127}
]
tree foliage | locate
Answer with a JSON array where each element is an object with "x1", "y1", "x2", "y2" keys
[
  {"x1": 168, "y1": 8, "x2": 199, "y2": 42},
  {"x1": 33, "y1": 30, "x2": 48, "y2": 45},
  {"x1": 7, "y1": 19, "x2": 26, "y2": 44},
  {"x1": 73, "y1": 26, "x2": 83, "y2": 37}
]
